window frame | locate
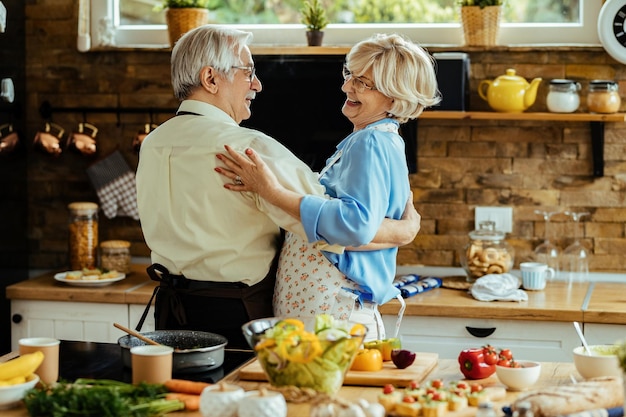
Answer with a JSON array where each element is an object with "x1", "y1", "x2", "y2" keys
[{"x1": 87, "y1": 0, "x2": 602, "y2": 50}]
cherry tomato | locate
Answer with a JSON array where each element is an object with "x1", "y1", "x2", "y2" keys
[
  {"x1": 497, "y1": 357, "x2": 511, "y2": 367},
  {"x1": 402, "y1": 395, "x2": 416, "y2": 403},
  {"x1": 509, "y1": 360, "x2": 522, "y2": 368},
  {"x1": 350, "y1": 349, "x2": 383, "y2": 372},
  {"x1": 470, "y1": 383, "x2": 483, "y2": 393},
  {"x1": 431, "y1": 379, "x2": 444, "y2": 389},
  {"x1": 483, "y1": 346, "x2": 498, "y2": 365},
  {"x1": 383, "y1": 384, "x2": 395, "y2": 394},
  {"x1": 499, "y1": 348, "x2": 513, "y2": 360},
  {"x1": 408, "y1": 380, "x2": 420, "y2": 390}
]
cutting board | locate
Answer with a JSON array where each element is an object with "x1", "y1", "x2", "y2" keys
[{"x1": 239, "y1": 352, "x2": 438, "y2": 387}]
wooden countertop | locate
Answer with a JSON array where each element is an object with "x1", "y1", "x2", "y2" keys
[
  {"x1": 1, "y1": 359, "x2": 581, "y2": 417},
  {"x1": 7, "y1": 267, "x2": 626, "y2": 323}
]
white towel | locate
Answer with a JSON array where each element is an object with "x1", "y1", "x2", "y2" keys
[{"x1": 470, "y1": 273, "x2": 528, "y2": 302}]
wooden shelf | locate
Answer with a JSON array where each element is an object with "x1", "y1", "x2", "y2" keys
[
  {"x1": 420, "y1": 111, "x2": 626, "y2": 122},
  {"x1": 417, "y1": 111, "x2": 626, "y2": 177}
]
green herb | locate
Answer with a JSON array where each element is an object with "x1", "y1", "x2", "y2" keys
[
  {"x1": 24, "y1": 379, "x2": 184, "y2": 417},
  {"x1": 300, "y1": 0, "x2": 329, "y2": 31}
]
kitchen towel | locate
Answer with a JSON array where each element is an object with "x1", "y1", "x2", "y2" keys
[
  {"x1": 470, "y1": 273, "x2": 528, "y2": 302},
  {"x1": 86, "y1": 150, "x2": 139, "y2": 220}
]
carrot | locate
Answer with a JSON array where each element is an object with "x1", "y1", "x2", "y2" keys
[
  {"x1": 165, "y1": 392, "x2": 201, "y2": 411},
  {"x1": 164, "y1": 378, "x2": 211, "y2": 395}
]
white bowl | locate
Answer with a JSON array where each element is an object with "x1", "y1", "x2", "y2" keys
[
  {"x1": 573, "y1": 345, "x2": 621, "y2": 379},
  {"x1": 496, "y1": 361, "x2": 541, "y2": 391},
  {"x1": 0, "y1": 374, "x2": 39, "y2": 410}
]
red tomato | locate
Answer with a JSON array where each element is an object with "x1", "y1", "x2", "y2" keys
[
  {"x1": 497, "y1": 357, "x2": 511, "y2": 367},
  {"x1": 383, "y1": 384, "x2": 395, "y2": 394},
  {"x1": 483, "y1": 346, "x2": 498, "y2": 365},
  {"x1": 456, "y1": 381, "x2": 469, "y2": 390},
  {"x1": 408, "y1": 380, "x2": 420, "y2": 390},
  {"x1": 432, "y1": 392, "x2": 445, "y2": 401},
  {"x1": 426, "y1": 388, "x2": 437, "y2": 395},
  {"x1": 470, "y1": 383, "x2": 483, "y2": 393},
  {"x1": 509, "y1": 360, "x2": 522, "y2": 368},
  {"x1": 431, "y1": 379, "x2": 444, "y2": 389},
  {"x1": 499, "y1": 348, "x2": 513, "y2": 360},
  {"x1": 402, "y1": 395, "x2": 416, "y2": 403}
]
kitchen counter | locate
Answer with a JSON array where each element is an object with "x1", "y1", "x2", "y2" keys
[
  {"x1": 1, "y1": 340, "x2": 585, "y2": 417},
  {"x1": 8, "y1": 264, "x2": 626, "y2": 324}
]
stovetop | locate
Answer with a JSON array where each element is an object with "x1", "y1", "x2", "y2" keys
[{"x1": 58, "y1": 340, "x2": 254, "y2": 384}]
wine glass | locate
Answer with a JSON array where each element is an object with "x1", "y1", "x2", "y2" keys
[
  {"x1": 561, "y1": 211, "x2": 590, "y2": 283},
  {"x1": 533, "y1": 210, "x2": 560, "y2": 276}
]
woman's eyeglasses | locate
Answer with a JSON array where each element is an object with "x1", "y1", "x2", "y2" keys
[
  {"x1": 342, "y1": 65, "x2": 376, "y2": 93},
  {"x1": 231, "y1": 65, "x2": 257, "y2": 82}
]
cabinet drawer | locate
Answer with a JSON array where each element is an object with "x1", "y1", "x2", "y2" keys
[
  {"x1": 583, "y1": 323, "x2": 625, "y2": 345},
  {"x1": 11, "y1": 300, "x2": 129, "y2": 350},
  {"x1": 382, "y1": 315, "x2": 579, "y2": 362}
]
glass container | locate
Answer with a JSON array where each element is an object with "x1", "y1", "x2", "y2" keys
[
  {"x1": 461, "y1": 220, "x2": 514, "y2": 283},
  {"x1": 587, "y1": 80, "x2": 621, "y2": 114},
  {"x1": 546, "y1": 79, "x2": 580, "y2": 113},
  {"x1": 100, "y1": 240, "x2": 131, "y2": 273},
  {"x1": 68, "y1": 202, "x2": 99, "y2": 270}
]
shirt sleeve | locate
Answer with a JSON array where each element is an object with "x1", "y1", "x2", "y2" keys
[
  {"x1": 300, "y1": 131, "x2": 396, "y2": 247},
  {"x1": 232, "y1": 134, "x2": 345, "y2": 253}
]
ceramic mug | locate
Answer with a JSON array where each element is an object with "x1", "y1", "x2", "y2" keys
[{"x1": 520, "y1": 262, "x2": 555, "y2": 290}]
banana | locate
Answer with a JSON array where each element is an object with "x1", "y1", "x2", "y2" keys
[
  {"x1": 0, "y1": 351, "x2": 44, "y2": 381},
  {"x1": 0, "y1": 374, "x2": 27, "y2": 386}
]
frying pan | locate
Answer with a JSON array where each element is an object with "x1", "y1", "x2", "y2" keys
[{"x1": 118, "y1": 330, "x2": 227, "y2": 373}]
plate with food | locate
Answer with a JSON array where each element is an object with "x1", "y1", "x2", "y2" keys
[{"x1": 54, "y1": 268, "x2": 126, "y2": 287}]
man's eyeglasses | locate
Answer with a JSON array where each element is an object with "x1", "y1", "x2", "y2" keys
[
  {"x1": 342, "y1": 65, "x2": 376, "y2": 93},
  {"x1": 231, "y1": 65, "x2": 256, "y2": 81}
]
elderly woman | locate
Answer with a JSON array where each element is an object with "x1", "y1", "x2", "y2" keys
[{"x1": 217, "y1": 33, "x2": 440, "y2": 340}]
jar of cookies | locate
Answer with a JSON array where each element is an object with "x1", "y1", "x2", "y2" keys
[
  {"x1": 100, "y1": 240, "x2": 131, "y2": 273},
  {"x1": 68, "y1": 202, "x2": 99, "y2": 270},
  {"x1": 461, "y1": 220, "x2": 514, "y2": 283}
]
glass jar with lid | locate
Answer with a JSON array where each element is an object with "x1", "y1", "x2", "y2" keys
[
  {"x1": 68, "y1": 202, "x2": 99, "y2": 270},
  {"x1": 100, "y1": 240, "x2": 131, "y2": 273},
  {"x1": 546, "y1": 79, "x2": 580, "y2": 113},
  {"x1": 587, "y1": 80, "x2": 621, "y2": 114},
  {"x1": 461, "y1": 220, "x2": 514, "y2": 283}
]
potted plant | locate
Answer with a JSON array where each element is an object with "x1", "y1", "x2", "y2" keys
[
  {"x1": 458, "y1": 0, "x2": 503, "y2": 46},
  {"x1": 158, "y1": 0, "x2": 219, "y2": 47},
  {"x1": 301, "y1": 0, "x2": 329, "y2": 47}
]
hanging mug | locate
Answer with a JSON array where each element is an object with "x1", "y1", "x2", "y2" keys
[
  {"x1": 33, "y1": 122, "x2": 64, "y2": 156},
  {"x1": 68, "y1": 122, "x2": 98, "y2": 156}
]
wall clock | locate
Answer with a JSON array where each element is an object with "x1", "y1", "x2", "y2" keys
[{"x1": 599, "y1": 0, "x2": 626, "y2": 64}]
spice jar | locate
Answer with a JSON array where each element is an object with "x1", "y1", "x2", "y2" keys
[
  {"x1": 100, "y1": 240, "x2": 131, "y2": 273},
  {"x1": 546, "y1": 79, "x2": 580, "y2": 113},
  {"x1": 68, "y1": 202, "x2": 98, "y2": 270},
  {"x1": 587, "y1": 80, "x2": 621, "y2": 113},
  {"x1": 461, "y1": 220, "x2": 514, "y2": 283}
]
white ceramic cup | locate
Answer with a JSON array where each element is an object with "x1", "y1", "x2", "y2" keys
[
  {"x1": 18, "y1": 337, "x2": 60, "y2": 385},
  {"x1": 520, "y1": 262, "x2": 555, "y2": 290},
  {"x1": 130, "y1": 345, "x2": 173, "y2": 384}
]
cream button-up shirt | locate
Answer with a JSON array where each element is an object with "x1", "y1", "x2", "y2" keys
[{"x1": 136, "y1": 100, "x2": 333, "y2": 286}]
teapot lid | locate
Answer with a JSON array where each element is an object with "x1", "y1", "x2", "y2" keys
[
  {"x1": 497, "y1": 69, "x2": 524, "y2": 82},
  {"x1": 469, "y1": 220, "x2": 505, "y2": 241}
]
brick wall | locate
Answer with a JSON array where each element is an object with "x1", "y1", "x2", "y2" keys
[{"x1": 15, "y1": 0, "x2": 626, "y2": 273}]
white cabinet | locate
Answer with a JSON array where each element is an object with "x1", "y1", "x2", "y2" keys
[
  {"x1": 582, "y1": 323, "x2": 625, "y2": 345},
  {"x1": 10, "y1": 300, "x2": 151, "y2": 350},
  {"x1": 382, "y1": 315, "x2": 580, "y2": 362}
]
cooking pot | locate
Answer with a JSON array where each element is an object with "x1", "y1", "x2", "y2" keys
[{"x1": 118, "y1": 330, "x2": 227, "y2": 373}]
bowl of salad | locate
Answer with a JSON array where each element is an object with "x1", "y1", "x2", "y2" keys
[{"x1": 241, "y1": 315, "x2": 367, "y2": 395}]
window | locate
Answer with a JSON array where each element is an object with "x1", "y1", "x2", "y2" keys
[{"x1": 85, "y1": 0, "x2": 601, "y2": 49}]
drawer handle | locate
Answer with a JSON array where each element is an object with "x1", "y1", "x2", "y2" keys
[
  {"x1": 11, "y1": 314, "x2": 22, "y2": 324},
  {"x1": 465, "y1": 326, "x2": 496, "y2": 338}
]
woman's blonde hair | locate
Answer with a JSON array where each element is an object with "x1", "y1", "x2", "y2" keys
[
  {"x1": 346, "y1": 33, "x2": 441, "y2": 123},
  {"x1": 171, "y1": 25, "x2": 253, "y2": 101}
]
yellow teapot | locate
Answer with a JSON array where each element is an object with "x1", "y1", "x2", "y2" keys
[{"x1": 478, "y1": 69, "x2": 542, "y2": 112}]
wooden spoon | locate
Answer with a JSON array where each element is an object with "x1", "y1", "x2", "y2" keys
[{"x1": 114, "y1": 322, "x2": 162, "y2": 347}]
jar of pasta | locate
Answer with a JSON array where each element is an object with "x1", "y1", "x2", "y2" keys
[
  {"x1": 587, "y1": 80, "x2": 621, "y2": 114},
  {"x1": 100, "y1": 240, "x2": 131, "y2": 273},
  {"x1": 461, "y1": 220, "x2": 514, "y2": 283},
  {"x1": 68, "y1": 202, "x2": 99, "y2": 270}
]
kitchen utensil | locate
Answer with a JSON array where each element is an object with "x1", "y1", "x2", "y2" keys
[
  {"x1": 18, "y1": 337, "x2": 60, "y2": 384},
  {"x1": 114, "y1": 322, "x2": 161, "y2": 347},
  {"x1": 573, "y1": 344, "x2": 620, "y2": 378},
  {"x1": 478, "y1": 68, "x2": 542, "y2": 112},
  {"x1": 131, "y1": 345, "x2": 173, "y2": 384},
  {"x1": 573, "y1": 321, "x2": 591, "y2": 355},
  {"x1": 117, "y1": 329, "x2": 228, "y2": 373}
]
